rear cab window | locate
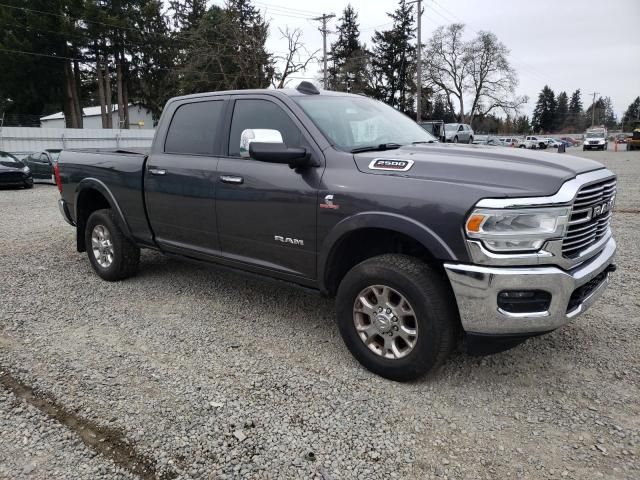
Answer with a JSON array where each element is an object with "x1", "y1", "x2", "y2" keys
[{"x1": 164, "y1": 100, "x2": 225, "y2": 155}]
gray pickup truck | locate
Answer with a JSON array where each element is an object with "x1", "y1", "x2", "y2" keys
[{"x1": 56, "y1": 82, "x2": 617, "y2": 381}]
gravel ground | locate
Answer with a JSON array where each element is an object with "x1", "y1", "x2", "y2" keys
[{"x1": 1, "y1": 148, "x2": 639, "y2": 480}]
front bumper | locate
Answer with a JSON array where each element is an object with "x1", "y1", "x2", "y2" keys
[{"x1": 444, "y1": 237, "x2": 616, "y2": 335}]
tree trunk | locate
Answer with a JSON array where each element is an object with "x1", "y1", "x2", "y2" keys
[
  {"x1": 63, "y1": 61, "x2": 78, "y2": 128},
  {"x1": 116, "y1": 49, "x2": 125, "y2": 129},
  {"x1": 95, "y1": 43, "x2": 108, "y2": 128},
  {"x1": 73, "y1": 58, "x2": 83, "y2": 128},
  {"x1": 104, "y1": 57, "x2": 113, "y2": 129},
  {"x1": 122, "y1": 59, "x2": 130, "y2": 129}
]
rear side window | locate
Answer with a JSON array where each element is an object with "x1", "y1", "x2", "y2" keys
[
  {"x1": 228, "y1": 99, "x2": 302, "y2": 157},
  {"x1": 164, "y1": 100, "x2": 225, "y2": 155}
]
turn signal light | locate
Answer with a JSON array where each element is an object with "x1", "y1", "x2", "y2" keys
[{"x1": 466, "y1": 214, "x2": 485, "y2": 233}]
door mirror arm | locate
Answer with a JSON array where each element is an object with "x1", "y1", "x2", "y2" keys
[{"x1": 249, "y1": 142, "x2": 314, "y2": 170}]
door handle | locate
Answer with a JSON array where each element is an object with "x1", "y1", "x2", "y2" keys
[
  {"x1": 149, "y1": 168, "x2": 167, "y2": 176},
  {"x1": 220, "y1": 175, "x2": 244, "y2": 185}
]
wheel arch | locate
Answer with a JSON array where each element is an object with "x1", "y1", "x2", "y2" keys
[
  {"x1": 319, "y1": 212, "x2": 457, "y2": 296},
  {"x1": 74, "y1": 178, "x2": 133, "y2": 252}
]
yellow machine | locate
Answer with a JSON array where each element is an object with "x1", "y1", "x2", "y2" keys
[{"x1": 627, "y1": 120, "x2": 640, "y2": 151}]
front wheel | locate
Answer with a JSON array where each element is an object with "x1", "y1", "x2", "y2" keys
[
  {"x1": 85, "y1": 209, "x2": 140, "y2": 281},
  {"x1": 519, "y1": 145, "x2": 526, "y2": 149},
  {"x1": 335, "y1": 254, "x2": 458, "y2": 381},
  {"x1": 468, "y1": 136, "x2": 473, "y2": 144}
]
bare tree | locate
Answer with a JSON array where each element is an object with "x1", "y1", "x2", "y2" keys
[
  {"x1": 423, "y1": 24, "x2": 468, "y2": 121},
  {"x1": 272, "y1": 28, "x2": 319, "y2": 89},
  {"x1": 423, "y1": 24, "x2": 526, "y2": 124},
  {"x1": 466, "y1": 31, "x2": 527, "y2": 124}
]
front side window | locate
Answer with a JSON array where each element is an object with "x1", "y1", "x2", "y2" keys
[
  {"x1": 165, "y1": 100, "x2": 225, "y2": 155},
  {"x1": 228, "y1": 99, "x2": 302, "y2": 157},
  {"x1": 294, "y1": 95, "x2": 437, "y2": 151}
]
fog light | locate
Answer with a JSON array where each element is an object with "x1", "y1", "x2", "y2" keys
[{"x1": 498, "y1": 290, "x2": 551, "y2": 314}]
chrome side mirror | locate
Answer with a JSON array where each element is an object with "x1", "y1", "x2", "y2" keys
[{"x1": 239, "y1": 129, "x2": 284, "y2": 158}]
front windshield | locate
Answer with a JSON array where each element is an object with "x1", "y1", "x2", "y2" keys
[
  {"x1": 0, "y1": 151, "x2": 20, "y2": 163},
  {"x1": 293, "y1": 95, "x2": 437, "y2": 151},
  {"x1": 48, "y1": 150, "x2": 61, "y2": 161},
  {"x1": 586, "y1": 132, "x2": 603, "y2": 138}
]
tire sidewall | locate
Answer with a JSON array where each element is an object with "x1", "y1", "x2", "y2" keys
[
  {"x1": 336, "y1": 261, "x2": 447, "y2": 380},
  {"x1": 85, "y1": 210, "x2": 126, "y2": 280}
]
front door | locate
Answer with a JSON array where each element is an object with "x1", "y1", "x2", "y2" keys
[
  {"x1": 215, "y1": 96, "x2": 322, "y2": 280},
  {"x1": 144, "y1": 98, "x2": 227, "y2": 256}
]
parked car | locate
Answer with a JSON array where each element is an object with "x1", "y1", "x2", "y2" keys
[
  {"x1": 0, "y1": 151, "x2": 33, "y2": 189},
  {"x1": 545, "y1": 138, "x2": 564, "y2": 148},
  {"x1": 56, "y1": 83, "x2": 617, "y2": 381},
  {"x1": 560, "y1": 137, "x2": 579, "y2": 146},
  {"x1": 22, "y1": 149, "x2": 62, "y2": 183},
  {"x1": 583, "y1": 127, "x2": 608, "y2": 151},
  {"x1": 499, "y1": 137, "x2": 520, "y2": 147},
  {"x1": 520, "y1": 136, "x2": 547, "y2": 149},
  {"x1": 444, "y1": 123, "x2": 474, "y2": 143},
  {"x1": 615, "y1": 134, "x2": 627, "y2": 144},
  {"x1": 476, "y1": 136, "x2": 505, "y2": 146}
]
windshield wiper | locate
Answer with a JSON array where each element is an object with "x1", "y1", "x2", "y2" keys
[
  {"x1": 411, "y1": 140, "x2": 436, "y2": 144},
  {"x1": 350, "y1": 143, "x2": 402, "y2": 153}
]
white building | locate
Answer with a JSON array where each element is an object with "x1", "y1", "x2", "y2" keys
[{"x1": 40, "y1": 104, "x2": 154, "y2": 129}]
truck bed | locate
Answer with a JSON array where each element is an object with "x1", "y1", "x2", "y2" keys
[{"x1": 58, "y1": 148, "x2": 154, "y2": 247}]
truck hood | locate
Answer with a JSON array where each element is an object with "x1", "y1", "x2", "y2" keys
[{"x1": 353, "y1": 143, "x2": 605, "y2": 197}]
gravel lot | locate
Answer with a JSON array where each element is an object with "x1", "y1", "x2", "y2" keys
[{"x1": 1, "y1": 148, "x2": 639, "y2": 480}]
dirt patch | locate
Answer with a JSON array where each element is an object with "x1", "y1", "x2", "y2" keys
[{"x1": 0, "y1": 366, "x2": 175, "y2": 480}]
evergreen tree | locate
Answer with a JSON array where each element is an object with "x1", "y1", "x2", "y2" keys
[
  {"x1": 370, "y1": 0, "x2": 416, "y2": 115},
  {"x1": 328, "y1": 5, "x2": 368, "y2": 93},
  {"x1": 515, "y1": 115, "x2": 531, "y2": 134},
  {"x1": 531, "y1": 85, "x2": 556, "y2": 133},
  {"x1": 555, "y1": 91, "x2": 568, "y2": 131},
  {"x1": 567, "y1": 89, "x2": 583, "y2": 132},
  {"x1": 431, "y1": 94, "x2": 456, "y2": 123},
  {"x1": 622, "y1": 96, "x2": 640, "y2": 130},
  {"x1": 584, "y1": 96, "x2": 616, "y2": 129}
]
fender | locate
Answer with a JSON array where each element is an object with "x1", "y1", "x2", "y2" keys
[
  {"x1": 74, "y1": 178, "x2": 135, "y2": 249},
  {"x1": 318, "y1": 211, "x2": 458, "y2": 292}
]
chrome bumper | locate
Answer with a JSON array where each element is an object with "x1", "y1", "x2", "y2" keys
[
  {"x1": 58, "y1": 199, "x2": 75, "y2": 226},
  {"x1": 444, "y1": 237, "x2": 616, "y2": 335}
]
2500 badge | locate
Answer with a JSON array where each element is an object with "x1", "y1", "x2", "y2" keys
[{"x1": 368, "y1": 159, "x2": 414, "y2": 172}]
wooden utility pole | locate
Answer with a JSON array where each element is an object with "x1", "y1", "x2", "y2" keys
[
  {"x1": 313, "y1": 13, "x2": 335, "y2": 89},
  {"x1": 410, "y1": 0, "x2": 424, "y2": 122}
]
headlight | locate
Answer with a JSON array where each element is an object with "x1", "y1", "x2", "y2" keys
[
  {"x1": 465, "y1": 207, "x2": 569, "y2": 252},
  {"x1": 22, "y1": 166, "x2": 30, "y2": 173}
]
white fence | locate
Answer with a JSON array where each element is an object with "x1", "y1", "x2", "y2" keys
[{"x1": 0, "y1": 127, "x2": 155, "y2": 155}]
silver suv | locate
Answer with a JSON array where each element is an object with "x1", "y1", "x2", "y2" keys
[{"x1": 444, "y1": 123, "x2": 474, "y2": 143}]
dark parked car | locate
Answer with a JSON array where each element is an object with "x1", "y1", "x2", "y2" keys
[
  {"x1": 22, "y1": 149, "x2": 62, "y2": 183},
  {"x1": 0, "y1": 151, "x2": 33, "y2": 188},
  {"x1": 56, "y1": 84, "x2": 617, "y2": 381}
]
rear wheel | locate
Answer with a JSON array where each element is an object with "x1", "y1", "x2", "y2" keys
[
  {"x1": 336, "y1": 254, "x2": 458, "y2": 381},
  {"x1": 468, "y1": 136, "x2": 473, "y2": 144},
  {"x1": 85, "y1": 209, "x2": 140, "y2": 281}
]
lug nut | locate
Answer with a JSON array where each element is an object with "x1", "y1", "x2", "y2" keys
[
  {"x1": 392, "y1": 316, "x2": 398, "y2": 322},
  {"x1": 378, "y1": 307, "x2": 383, "y2": 312},
  {"x1": 386, "y1": 308, "x2": 391, "y2": 314},
  {"x1": 393, "y1": 325, "x2": 399, "y2": 331}
]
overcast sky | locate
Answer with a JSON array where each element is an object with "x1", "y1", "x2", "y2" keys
[{"x1": 214, "y1": 0, "x2": 640, "y2": 119}]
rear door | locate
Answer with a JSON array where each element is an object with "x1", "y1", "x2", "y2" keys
[
  {"x1": 32, "y1": 153, "x2": 51, "y2": 179},
  {"x1": 144, "y1": 97, "x2": 227, "y2": 256},
  {"x1": 215, "y1": 95, "x2": 322, "y2": 280}
]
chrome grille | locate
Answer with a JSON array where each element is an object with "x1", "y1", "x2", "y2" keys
[{"x1": 562, "y1": 178, "x2": 616, "y2": 258}]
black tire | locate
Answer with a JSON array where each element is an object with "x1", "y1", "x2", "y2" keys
[
  {"x1": 24, "y1": 182, "x2": 34, "y2": 189},
  {"x1": 468, "y1": 136, "x2": 473, "y2": 144},
  {"x1": 453, "y1": 136, "x2": 458, "y2": 143},
  {"x1": 519, "y1": 145, "x2": 526, "y2": 149},
  {"x1": 583, "y1": 147, "x2": 587, "y2": 151},
  {"x1": 335, "y1": 254, "x2": 458, "y2": 381},
  {"x1": 85, "y1": 209, "x2": 140, "y2": 281}
]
